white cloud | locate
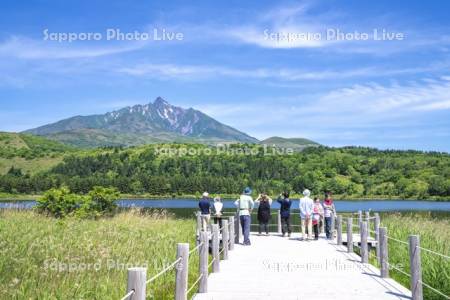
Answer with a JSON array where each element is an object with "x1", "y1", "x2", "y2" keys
[
  {"x1": 413, "y1": 100, "x2": 450, "y2": 111},
  {"x1": 193, "y1": 76, "x2": 450, "y2": 140},
  {"x1": 0, "y1": 36, "x2": 146, "y2": 59},
  {"x1": 220, "y1": 3, "x2": 334, "y2": 49},
  {"x1": 210, "y1": 3, "x2": 450, "y2": 55},
  {"x1": 117, "y1": 62, "x2": 446, "y2": 83}
]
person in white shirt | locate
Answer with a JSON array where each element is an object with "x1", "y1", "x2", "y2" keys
[
  {"x1": 299, "y1": 189, "x2": 314, "y2": 241},
  {"x1": 234, "y1": 187, "x2": 254, "y2": 245},
  {"x1": 213, "y1": 196, "x2": 224, "y2": 227}
]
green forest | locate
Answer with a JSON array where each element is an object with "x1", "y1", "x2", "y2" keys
[{"x1": 1, "y1": 139, "x2": 449, "y2": 200}]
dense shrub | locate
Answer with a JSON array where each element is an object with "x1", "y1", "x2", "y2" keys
[{"x1": 36, "y1": 186, "x2": 119, "y2": 218}]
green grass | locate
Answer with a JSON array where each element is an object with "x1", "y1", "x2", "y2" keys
[
  {"x1": 0, "y1": 209, "x2": 201, "y2": 299},
  {"x1": 0, "y1": 132, "x2": 76, "y2": 175},
  {"x1": 363, "y1": 213, "x2": 450, "y2": 300},
  {"x1": 0, "y1": 156, "x2": 64, "y2": 175}
]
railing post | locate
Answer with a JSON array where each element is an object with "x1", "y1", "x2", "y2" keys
[
  {"x1": 196, "y1": 212, "x2": 202, "y2": 234},
  {"x1": 127, "y1": 268, "x2": 147, "y2": 300},
  {"x1": 409, "y1": 235, "x2": 423, "y2": 300},
  {"x1": 365, "y1": 211, "x2": 371, "y2": 238},
  {"x1": 361, "y1": 221, "x2": 368, "y2": 263},
  {"x1": 331, "y1": 213, "x2": 335, "y2": 238},
  {"x1": 175, "y1": 243, "x2": 189, "y2": 300},
  {"x1": 228, "y1": 216, "x2": 235, "y2": 251},
  {"x1": 379, "y1": 227, "x2": 389, "y2": 278},
  {"x1": 234, "y1": 212, "x2": 241, "y2": 244},
  {"x1": 277, "y1": 210, "x2": 282, "y2": 234},
  {"x1": 358, "y1": 210, "x2": 362, "y2": 226},
  {"x1": 199, "y1": 231, "x2": 208, "y2": 293},
  {"x1": 347, "y1": 217, "x2": 353, "y2": 253},
  {"x1": 211, "y1": 224, "x2": 220, "y2": 273},
  {"x1": 222, "y1": 220, "x2": 229, "y2": 260},
  {"x1": 374, "y1": 213, "x2": 380, "y2": 264},
  {"x1": 337, "y1": 215, "x2": 342, "y2": 245}
]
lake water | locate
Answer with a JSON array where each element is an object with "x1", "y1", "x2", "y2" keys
[{"x1": 1, "y1": 199, "x2": 449, "y2": 212}]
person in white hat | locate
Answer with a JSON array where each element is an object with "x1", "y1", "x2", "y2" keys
[
  {"x1": 299, "y1": 189, "x2": 314, "y2": 240},
  {"x1": 198, "y1": 192, "x2": 211, "y2": 230},
  {"x1": 213, "y1": 196, "x2": 224, "y2": 228},
  {"x1": 234, "y1": 187, "x2": 254, "y2": 245}
]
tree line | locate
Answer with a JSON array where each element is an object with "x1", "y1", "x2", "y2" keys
[{"x1": 1, "y1": 144, "x2": 449, "y2": 199}]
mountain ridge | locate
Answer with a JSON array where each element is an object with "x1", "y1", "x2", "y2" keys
[{"x1": 25, "y1": 97, "x2": 259, "y2": 147}]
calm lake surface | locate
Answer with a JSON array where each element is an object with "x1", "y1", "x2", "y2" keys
[{"x1": 1, "y1": 199, "x2": 450, "y2": 212}]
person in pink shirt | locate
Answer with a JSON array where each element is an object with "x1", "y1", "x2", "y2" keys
[{"x1": 312, "y1": 197, "x2": 324, "y2": 240}]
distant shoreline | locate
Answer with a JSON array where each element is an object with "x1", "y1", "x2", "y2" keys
[{"x1": 1, "y1": 194, "x2": 449, "y2": 202}]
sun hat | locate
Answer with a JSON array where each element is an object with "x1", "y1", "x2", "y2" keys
[
  {"x1": 243, "y1": 187, "x2": 252, "y2": 195},
  {"x1": 303, "y1": 189, "x2": 311, "y2": 197},
  {"x1": 202, "y1": 192, "x2": 209, "y2": 197}
]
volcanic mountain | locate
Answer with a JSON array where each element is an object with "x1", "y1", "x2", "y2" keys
[{"x1": 25, "y1": 97, "x2": 259, "y2": 147}]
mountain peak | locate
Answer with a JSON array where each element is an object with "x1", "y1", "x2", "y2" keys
[{"x1": 153, "y1": 97, "x2": 168, "y2": 107}]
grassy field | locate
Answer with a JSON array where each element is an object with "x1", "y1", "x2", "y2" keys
[
  {"x1": 0, "y1": 132, "x2": 73, "y2": 175},
  {"x1": 0, "y1": 209, "x2": 200, "y2": 299},
  {"x1": 0, "y1": 156, "x2": 64, "y2": 175},
  {"x1": 361, "y1": 212, "x2": 450, "y2": 300}
]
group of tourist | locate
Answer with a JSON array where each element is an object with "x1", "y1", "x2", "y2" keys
[{"x1": 198, "y1": 188, "x2": 336, "y2": 246}]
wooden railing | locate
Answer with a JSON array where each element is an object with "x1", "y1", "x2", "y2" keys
[
  {"x1": 120, "y1": 214, "x2": 235, "y2": 300},
  {"x1": 119, "y1": 210, "x2": 449, "y2": 300},
  {"x1": 335, "y1": 211, "x2": 449, "y2": 300}
]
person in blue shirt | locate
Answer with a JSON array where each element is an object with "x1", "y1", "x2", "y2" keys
[
  {"x1": 234, "y1": 187, "x2": 254, "y2": 245},
  {"x1": 198, "y1": 192, "x2": 211, "y2": 230},
  {"x1": 277, "y1": 192, "x2": 292, "y2": 237}
]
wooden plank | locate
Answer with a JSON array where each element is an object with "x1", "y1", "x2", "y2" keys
[{"x1": 193, "y1": 233, "x2": 411, "y2": 300}]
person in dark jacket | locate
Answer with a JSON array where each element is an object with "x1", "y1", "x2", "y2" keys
[
  {"x1": 255, "y1": 193, "x2": 273, "y2": 235},
  {"x1": 277, "y1": 192, "x2": 292, "y2": 237},
  {"x1": 198, "y1": 192, "x2": 211, "y2": 230}
]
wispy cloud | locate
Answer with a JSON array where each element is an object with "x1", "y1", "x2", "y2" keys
[
  {"x1": 0, "y1": 36, "x2": 146, "y2": 59},
  {"x1": 193, "y1": 76, "x2": 450, "y2": 142},
  {"x1": 116, "y1": 62, "x2": 447, "y2": 82},
  {"x1": 212, "y1": 3, "x2": 450, "y2": 54}
]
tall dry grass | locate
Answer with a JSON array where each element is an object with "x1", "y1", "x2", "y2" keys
[{"x1": 0, "y1": 209, "x2": 199, "y2": 299}]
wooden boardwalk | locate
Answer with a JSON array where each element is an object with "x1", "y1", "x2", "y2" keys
[{"x1": 193, "y1": 232, "x2": 411, "y2": 300}]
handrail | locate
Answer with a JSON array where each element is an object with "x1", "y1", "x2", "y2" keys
[
  {"x1": 208, "y1": 258, "x2": 215, "y2": 268},
  {"x1": 387, "y1": 262, "x2": 411, "y2": 278},
  {"x1": 120, "y1": 290, "x2": 135, "y2": 300},
  {"x1": 146, "y1": 257, "x2": 182, "y2": 285},
  {"x1": 416, "y1": 246, "x2": 450, "y2": 260},
  {"x1": 187, "y1": 274, "x2": 203, "y2": 295},
  {"x1": 189, "y1": 242, "x2": 203, "y2": 255},
  {"x1": 419, "y1": 280, "x2": 450, "y2": 299},
  {"x1": 386, "y1": 235, "x2": 409, "y2": 246}
]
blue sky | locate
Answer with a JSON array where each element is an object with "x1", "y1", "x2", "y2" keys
[{"x1": 1, "y1": 0, "x2": 450, "y2": 151}]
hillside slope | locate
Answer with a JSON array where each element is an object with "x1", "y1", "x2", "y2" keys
[
  {"x1": 0, "y1": 132, "x2": 74, "y2": 174},
  {"x1": 260, "y1": 136, "x2": 320, "y2": 150}
]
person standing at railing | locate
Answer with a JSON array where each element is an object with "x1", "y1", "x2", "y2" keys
[
  {"x1": 323, "y1": 192, "x2": 336, "y2": 239},
  {"x1": 255, "y1": 193, "x2": 272, "y2": 235},
  {"x1": 198, "y1": 192, "x2": 211, "y2": 231},
  {"x1": 312, "y1": 197, "x2": 324, "y2": 240},
  {"x1": 299, "y1": 189, "x2": 314, "y2": 241},
  {"x1": 213, "y1": 196, "x2": 224, "y2": 228},
  {"x1": 234, "y1": 187, "x2": 254, "y2": 246},
  {"x1": 277, "y1": 191, "x2": 292, "y2": 237}
]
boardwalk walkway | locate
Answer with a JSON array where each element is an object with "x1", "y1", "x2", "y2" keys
[{"x1": 194, "y1": 232, "x2": 411, "y2": 300}]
